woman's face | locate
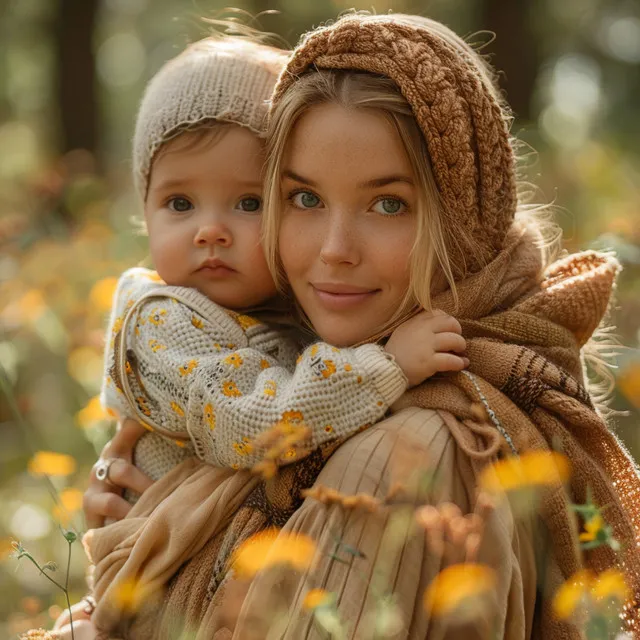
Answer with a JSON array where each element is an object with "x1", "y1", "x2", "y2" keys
[{"x1": 279, "y1": 103, "x2": 418, "y2": 347}]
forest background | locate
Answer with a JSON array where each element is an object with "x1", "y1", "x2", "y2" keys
[{"x1": 1, "y1": 0, "x2": 640, "y2": 636}]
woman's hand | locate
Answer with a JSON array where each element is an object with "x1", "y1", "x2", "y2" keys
[{"x1": 83, "y1": 418, "x2": 153, "y2": 529}]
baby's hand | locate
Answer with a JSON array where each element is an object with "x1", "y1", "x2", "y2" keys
[{"x1": 385, "y1": 310, "x2": 468, "y2": 387}]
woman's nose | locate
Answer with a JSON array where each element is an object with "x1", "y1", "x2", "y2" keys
[
  {"x1": 194, "y1": 220, "x2": 232, "y2": 248},
  {"x1": 319, "y1": 212, "x2": 360, "y2": 266}
]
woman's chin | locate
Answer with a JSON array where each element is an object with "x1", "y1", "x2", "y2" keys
[{"x1": 311, "y1": 320, "x2": 373, "y2": 347}]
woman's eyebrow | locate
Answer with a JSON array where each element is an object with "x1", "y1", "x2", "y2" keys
[
  {"x1": 282, "y1": 169, "x2": 317, "y2": 186},
  {"x1": 358, "y1": 175, "x2": 414, "y2": 188}
]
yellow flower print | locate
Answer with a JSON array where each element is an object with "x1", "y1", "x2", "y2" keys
[
  {"x1": 125, "y1": 360, "x2": 133, "y2": 374},
  {"x1": 179, "y1": 359, "x2": 198, "y2": 377},
  {"x1": 320, "y1": 360, "x2": 336, "y2": 379},
  {"x1": 149, "y1": 339, "x2": 166, "y2": 353},
  {"x1": 126, "y1": 299, "x2": 134, "y2": 309},
  {"x1": 224, "y1": 353, "x2": 243, "y2": 369},
  {"x1": 344, "y1": 363, "x2": 352, "y2": 372},
  {"x1": 174, "y1": 439, "x2": 186, "y2": 448},
  {"x1": 204, "y1": 403, "x2": 215, "y2": 430},
  {"x1": 260, "y1": 359, "x2": 271, "y2": 370},
  {"x1": 112, "y1": 316, "x2": 123, "y2": 334},
  {"x1": 191, "y1": 315, "x2": 204, "y2": 329},
  {"x1": 324, "y1": 425, "x2": 334, "y2": 434},
  {"x1": 296, "y1": 354, "x2": 303, "y2": 365},
  {"x1": 233, "y1": 441, "x2": 254, "y2": 456},
  {"x1": 231, "y1": 463, "x2": 240, "y2": 470},
  {"x1": 226, "y1": 343, "x2": 237, "y2": 350},
  {"x1": 357, "y1": 376, "x2": 363, "y2": 384},
  {"x1": 263, "y1": 380, "x2": 277, "y2": 397},
  {"x1": 213, "y1": 343, "x2": 222, "y2": 351},
  {"x1": 282, "y1": 410, "x2": 304, "y2": 425},
  {"x1": 142, "y1": 271, "x2": 164, "y2": 283},
  {"x1": 236, "y1": 314, "x2": 261, "y2": 331},
  {"x1": 141, "y1": 422, "x2": 154, "y2": 432},
  {"x1": 170, "y1": 402, "x2": 185, "y2": 417},
  {"x1": 136, "y1": 396, "x2": 151, "y2": 417},
  {"x1": 331, "y1": 347, "x2": 340, "y2": 353},
  {"x1": 310, "y1": 344, "x2": 319, "y2": 357},
  {"x1": 148, "y1": 308, "x2": 167, "y2": 326},
  {"x1": 282, "y1": 448, "x2": 298, "y2": 460},
  {"x1": 223, "y1": 381, "x2": 242, "y2": 397}
]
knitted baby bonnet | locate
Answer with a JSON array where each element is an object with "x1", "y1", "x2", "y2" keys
[
  {"x1": 133, "y1": 37, "x2": 289, "y2": 198},
  {"x1": 271, "y1": 14, "x2": 517, "y2": 274}
]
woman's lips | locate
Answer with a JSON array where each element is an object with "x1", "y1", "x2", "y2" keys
[{"x1": 311, "y1": 283, "x2": 379, "y2": 310}]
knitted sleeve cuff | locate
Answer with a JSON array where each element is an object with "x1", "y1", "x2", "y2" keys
[{"x1": 354, "y1": 343, "x2": 408, "y2": 406}]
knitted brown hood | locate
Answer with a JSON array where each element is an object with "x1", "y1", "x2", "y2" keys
[
  {"x1": 271, "y1": 13, "x2": 640, "y2": 635},
  {"x1": 272, "y1": 13, "x2": 517, "y2": 274}
]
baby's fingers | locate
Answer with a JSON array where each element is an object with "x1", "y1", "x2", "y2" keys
[
  {"x1": 433, "y1": 332, "x2": 466, "y2": 355},
  {"x1": 428, "y1": 313, "x2": 462, "y2": 335},
  {"x1": 432, "y1": 352, "x2": 469, "y2": 373}
]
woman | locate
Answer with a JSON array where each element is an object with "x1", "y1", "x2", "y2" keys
[{"x1": 81, "y1": 13, "x2": 640, "y2": 640}]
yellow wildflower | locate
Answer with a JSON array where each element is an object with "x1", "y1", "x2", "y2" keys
[
  {"x1": 579, "y1": 513, "x2": 605, "y2": 543},
  {"x1": 17, "y1": 289, "x2": 47, "y2": 323},
  {"x1": 223, "y1": 381, "x2": 242, "y2": 397},
  {"x1": 591, "y1": 569, "x2": 630, "y2": 603},
  {"x1": 618, "y1": 362, "x2": 640, "y2": 409},
  {"x1": 552, "y1": 570, "x2": 592, "y2": 620},
  {"x1": 0, "y1": 537, "x2": 15, "y2": 561},
  {"x1": 424, "y1": 563, "x2": 496, "y2": 617},
  {"x1": 76, "y1": 396, "x2": 109, "y2": 429},
  {"x1": 28, "y1": 451, "x2": 76, "y2": 477},
  {"x1": 110, "y1": 577, "x2": 156, "y2": 615},
  {"x1": 89, "y1": 277, "x2": 118, "y2": 312},
  {"x1": 53, "y1": 488, "x2": 84, "y2": 525},
  {"x1": 170, "y1": 402, "x2": 185, "y2": 417},
  {"x1": 479, "y1": 451, "x2": 570, "y2": 494},
  {"x1": 204, "y1": 403, "x2": 216, "y2": 430},
  {"x1": 303, "y1": 588, "x2": 332, "y2": 610},
  {"x1": 224, "y1": 353, "x2": 243, "y2": 369},
  {"x1": 231, "y1": 528, "x2": 316, "y2": 578},
  {"x1": 179, "y1": 359, "x2": 198, "y2": 376}
]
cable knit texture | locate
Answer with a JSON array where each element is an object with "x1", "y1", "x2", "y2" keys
[
  {"x1": 133, "y1": 37, "x2": 288, "y2": 197},
  {"x1": 272, "y1": 14, "x2": 517, "y2": 274},
  {"x1": 101, "y1": 268, "x2": 407, "y2": 482}
]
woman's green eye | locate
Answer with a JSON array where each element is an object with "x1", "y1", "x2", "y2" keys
[
  {"x1": 372, "y1": 198, "x2": 406, "y2": 215},
  {"x1": 237, "y1": 197, "x2": 262, "y2": 212},
  {"x1": 168, "y1": 197, "x2": 193, "y2": 213},
  {"x1": 292, "y1": 191, "x2": 322, "y2": 209}
]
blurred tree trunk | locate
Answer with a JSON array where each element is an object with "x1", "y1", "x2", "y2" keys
[
  {"x1": 481, "y1": 0, "x2": 538, "y2": 121},
  {"x1": 54, "y1": 0, "x2": 99, "y2": 155}
]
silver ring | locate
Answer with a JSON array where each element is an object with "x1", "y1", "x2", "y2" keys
[
  {"x1": 82, "y1": 595, "x2": 96, "y2": 615},
  {"x1": 95, "y1": 457, "x2": 117, "y2": 486}
]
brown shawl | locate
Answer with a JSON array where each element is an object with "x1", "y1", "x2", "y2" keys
[{"x1": 84, "y1": 226, "x2": 640, "y2": 639}]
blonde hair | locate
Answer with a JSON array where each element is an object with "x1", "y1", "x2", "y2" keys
[
  {"x1": 263, "y1": 12, "x2": 564, "y2": 339},
  {"x1": 264, "y1": 70, "x2": 459, "y2": 326}
]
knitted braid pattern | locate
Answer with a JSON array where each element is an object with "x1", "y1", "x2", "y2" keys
[{"x1": 272, "y1": 15, "x2": 517, "y2": 272}]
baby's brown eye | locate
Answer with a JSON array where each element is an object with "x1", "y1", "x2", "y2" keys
[{"x1": 168, "y1": 197, "x2": 193, "y2": 213}]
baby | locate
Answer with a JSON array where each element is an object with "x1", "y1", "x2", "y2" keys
[
  {"x1": 98, "y1": 35, "x2": 468, "y2": 488},
  {"x1": 44, "y1": 32, "x2": 467, "y2": 640}
]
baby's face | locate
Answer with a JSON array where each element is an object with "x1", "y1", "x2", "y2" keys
[{"x1": 144, "y1": 125, "x2": 277, "y2": 309}]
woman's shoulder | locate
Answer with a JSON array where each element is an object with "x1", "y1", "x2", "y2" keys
[{"x1": 315, "y1": 406, "x2": 471, "y2": 503}]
